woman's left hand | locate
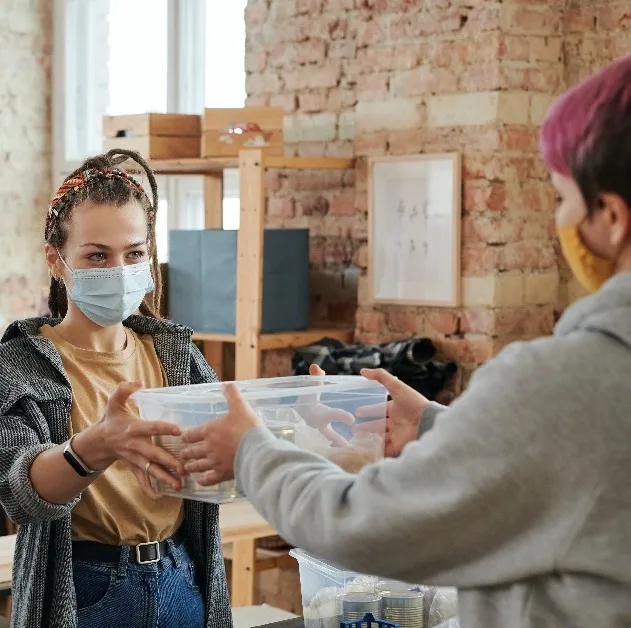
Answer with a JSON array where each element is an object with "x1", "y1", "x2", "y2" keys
[{"x1": 179, "y1": 383, "x2": 262, "y2": 486}]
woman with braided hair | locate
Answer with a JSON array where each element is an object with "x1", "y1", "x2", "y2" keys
[{"x1": 0, "y1": 150, "x2": 231, "y2": 628}]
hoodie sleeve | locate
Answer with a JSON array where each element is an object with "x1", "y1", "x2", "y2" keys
[
  {"x1": 418, "y1": 401, "x2": 448, "y2": 438},
  {"x1": 235, "y1": 337, "x2": 601, "y2": 588}
]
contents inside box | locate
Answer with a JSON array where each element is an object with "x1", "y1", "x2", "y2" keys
[{"x1": 291, "y1": 549, "x2": 458, "y2": 628}]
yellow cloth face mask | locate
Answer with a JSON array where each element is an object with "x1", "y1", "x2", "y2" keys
[{"x1": 557, "y1": 225, "x2": 615, "y2": 293}]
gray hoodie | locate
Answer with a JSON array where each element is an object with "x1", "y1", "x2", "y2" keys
[{"x1": 235, "y1": 272, "x2": 631, "y2": 628}]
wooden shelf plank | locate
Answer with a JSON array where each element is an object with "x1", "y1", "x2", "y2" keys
[
  {"x1": 219, "y1": 501, "x2": 277, "y2": 544},
  {"x1": 193, "y1": 328, "x2": 353, "y2": 351},
  {"x1": 263, "y1": 156, "x2": 354, "y2": 170},
  {"x1": 129, "y1": 155, "x2": 354, "y2": 176},
  {"x1": 222, "y1": 544, "x2": 295, "y2": 572},
  {"x1": 145, "y1": 157, "x2": 238, "y2": 174},
  {"x1": 258, "y1": 328, "x2": 353, "y2": 351},
  {"x1": 193, "y1": 332, "x2": 237, "y2": 343}
]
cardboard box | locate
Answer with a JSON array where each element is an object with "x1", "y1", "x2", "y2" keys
[
  {"x1": 103, "y1": 113, "x2": 201, "y2": 160},
  {"x1": 202, "y1": 107, "x2": 284, "y2": 158},
  {"x1": 168, "y1": 228, "x2": 309, "y2": 335}
]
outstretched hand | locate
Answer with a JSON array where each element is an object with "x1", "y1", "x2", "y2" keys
[
  {"x1": 353, "y1": 369, "x2": 429, "y2": 457},
  {"x1": 179, "y1": 383, "x2": 262, "y2": 486},
  {"x1": 298, "y1": 364, "x2": 355, "y2": 446},
  {"x1": 94, "y1": 381, "x2": 185, "y2": 499}
]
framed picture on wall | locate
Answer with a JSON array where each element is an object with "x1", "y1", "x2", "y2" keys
[{"x1": 368, "y1": 153, "x2": 462, "y2": 307}]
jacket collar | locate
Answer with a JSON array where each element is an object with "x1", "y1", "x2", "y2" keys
[
  {"x1": 1, "y1": 316, "x2": 194, "y2": 391},
  {"x1": 1, "y1": 315, "x2": 192, "y2": 344}
]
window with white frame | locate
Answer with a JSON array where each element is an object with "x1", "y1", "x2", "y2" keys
[
  {"x1": 205, "y1": 0, "x2": 248, "y2": 230},
  {"x1": 108, "y1": 1, "x2": 168, "y2": 117},
  {"x1": 53, "y1": 0, "x2": 247, "y2": 257}
]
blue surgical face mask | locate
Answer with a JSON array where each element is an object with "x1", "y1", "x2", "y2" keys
[{"x1": 59, "y1": 255, "x2": 154, "y2": 327}]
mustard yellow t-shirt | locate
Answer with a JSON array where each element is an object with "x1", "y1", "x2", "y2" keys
[{"x1": 40, "y1": 324, "x2": 184, "y2": 545}]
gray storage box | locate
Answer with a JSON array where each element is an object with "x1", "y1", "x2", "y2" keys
[{"x1": 168, "y1": 229, "x2": 310, "y2": 335}]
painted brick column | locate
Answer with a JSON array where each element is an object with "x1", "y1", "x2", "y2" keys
[{"x1": 0, "y1": 1, "x2": 52, "y2": 331}]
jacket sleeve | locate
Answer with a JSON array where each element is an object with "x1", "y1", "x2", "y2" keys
[
  {"x1": 235, "y1": 338, "x2": 600, "y2": 588},
  {"x1": 0, "y1": 409, "x2": 80, "y2": 525},
  {"x1": 189, "y1": 342, "x2": 219, "y2": 384}
]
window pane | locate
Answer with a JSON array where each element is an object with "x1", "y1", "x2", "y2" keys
[
  {"x1": 206, "y1": 1, "x2": 247, "y2": 108},
  {"x1": 223, "y1": 198, "x2": 240, "y2": 231},
  {"x1": 108, "y1": 0, "x2": 168, "y2": 115},
  {"x1": 61, "y1": 0, "x2": 168, "y2": 164},
  {"x1": 63, "y1": 0, "x2": 109, "y2": 162}
]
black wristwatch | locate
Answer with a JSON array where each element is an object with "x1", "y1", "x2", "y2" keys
[{"x1": 63, "y1": 435, "x2": 97, "y2": 477}]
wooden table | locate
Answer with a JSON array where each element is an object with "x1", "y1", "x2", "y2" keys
[
  {"x1": 0, "y1": 501, "x2": 277, "y2": 611},
  {"x1": 220, "y1": 501, "x2": 279, "y2": 607}
]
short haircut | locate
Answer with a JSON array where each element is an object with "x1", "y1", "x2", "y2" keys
[{"x1": 540, "y1": 54, "x2": 631, "y2": 213}]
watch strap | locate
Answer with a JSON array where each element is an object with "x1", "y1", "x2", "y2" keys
[{"x1": 63, "y1": 435, "x2": 96, "y2": 477}]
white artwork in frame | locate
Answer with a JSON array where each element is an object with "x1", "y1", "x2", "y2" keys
[{"x1": 368, "y1": 153, "x2": 462, "y2": 307}]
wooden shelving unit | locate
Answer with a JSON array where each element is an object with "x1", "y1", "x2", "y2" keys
[{"x1": 147, "y1": 152, "x2": 355, "y2": 380}]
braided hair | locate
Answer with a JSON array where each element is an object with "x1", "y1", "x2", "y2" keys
[{"x1": 45, "y1": 149, "x2": 162, "y2": 319}]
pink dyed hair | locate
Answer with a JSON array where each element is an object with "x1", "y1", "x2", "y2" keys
[{"x1": 540, "y1": 55, "x2": 631, "y2": 209}]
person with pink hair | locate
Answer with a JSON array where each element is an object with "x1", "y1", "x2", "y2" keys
[
  {"x1": 181, "y1": 56, "x2": 631, "y2": 627},
  {"x1": 540, "y1": 56, "x2": 631, "y2": 293}
]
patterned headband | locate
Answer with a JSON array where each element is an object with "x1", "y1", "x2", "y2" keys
[{"x1": 45, "y1": 169, "x2": 152, "y2": 240}]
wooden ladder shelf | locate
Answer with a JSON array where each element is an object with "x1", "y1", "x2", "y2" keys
[{"x1": 140, "y1": 152, "x2": 356, "y2": 380}]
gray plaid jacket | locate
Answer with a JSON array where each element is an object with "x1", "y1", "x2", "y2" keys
[{"x1": 0, "y1": 316, "x2": 232, "y2": 628}]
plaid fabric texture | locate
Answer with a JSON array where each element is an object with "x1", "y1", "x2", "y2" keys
[{"x1": 292, "y1": 336, "x2": 457, "y2": 400}]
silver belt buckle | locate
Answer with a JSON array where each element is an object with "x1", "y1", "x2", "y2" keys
[{"x1": 135, "y1": 541, "x2": 160, "y2": 564}]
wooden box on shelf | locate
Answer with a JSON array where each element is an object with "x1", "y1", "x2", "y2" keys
[
  {"x1": 103, "y1": 113, "x2": 201, "y2": 160},
  {"x1": 201, "y1": 107, "x2": 284, "y2": 158}
]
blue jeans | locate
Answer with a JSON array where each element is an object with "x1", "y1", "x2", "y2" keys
[{"x1": 73, "y1": 539, "x2": 205, "y2": 628}]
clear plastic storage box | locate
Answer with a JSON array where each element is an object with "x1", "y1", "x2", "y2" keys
[
  {"x1": 290, "y1": 549, "x2": 459, "y2": 628},
  {"x1": 290, "y1": 548, "x2": 377, "y2": 628},
  {"x1": 133, "y1": 375, "x2": 388, "y2": 504}
]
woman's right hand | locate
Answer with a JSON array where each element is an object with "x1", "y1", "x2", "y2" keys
[{"x1": 82, "y1": 382, "x2": 184, "y2": 497}]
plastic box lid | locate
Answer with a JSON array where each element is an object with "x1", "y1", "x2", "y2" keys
[{"x1": 133, "y1": 375, "x2": 386, "y2": 407}]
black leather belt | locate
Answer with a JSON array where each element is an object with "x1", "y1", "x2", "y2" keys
[{"x1": 72, "y1": 530, "x2": 184, "y2": 565}]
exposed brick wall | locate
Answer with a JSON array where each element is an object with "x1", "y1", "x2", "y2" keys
[
  {"x1": 0, "y1": 1, "x2": 51, "y2": 333},
  {"x1": 564, "y1": 1, "x2": 631, "y2": 86},
  {"x1": 246, "y1": 1, "x2": 625, "y2": 390}
]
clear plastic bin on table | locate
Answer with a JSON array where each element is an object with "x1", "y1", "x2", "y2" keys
[
  {"x1": 133, "y1": 375, "x2": 388, "y2": 504},
  {"x1": 290, "y1": 549, "x2": 458, "y2": 628}
]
